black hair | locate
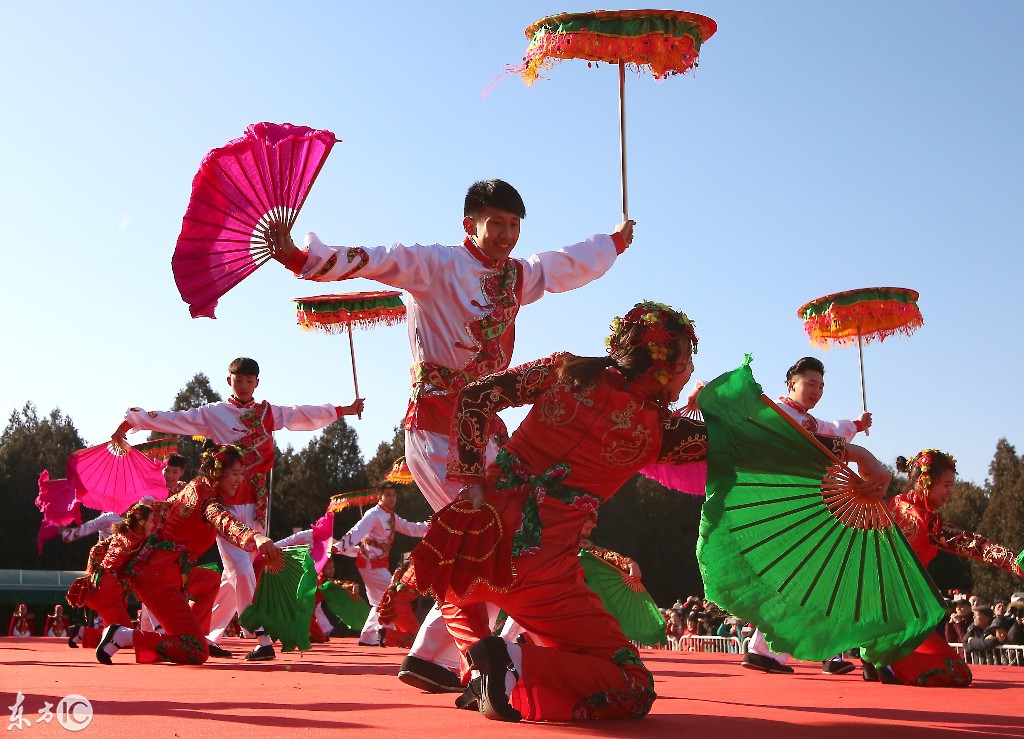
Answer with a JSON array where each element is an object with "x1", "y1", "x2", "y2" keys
[
  {"x1": 378, "y1": 481, "x2": 398, "y2": 491},
  {"x1": 786, "y1": 357, "x2": 824, "y2": 383},
  {"x1": 199, "y1": 443, "x2": 243, "y2": 478},
  {"x1": 896, "y1": 451, "x2": 957, "y2": 483},
  {"x1": 558, "y1": 312, "x2": 695, "y2": 388},
  {"x1": 167, "y1": 454, "x2": 187, "y2": 468},
  {"x1": 229, "y1": 357, "x2": 260, "y2": 376},
  {"x1": 464, "y1": 179, "x2": 526, "y2": 220}
]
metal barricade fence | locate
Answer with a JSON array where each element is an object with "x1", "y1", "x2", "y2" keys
[
  {"x1": 636, "y1": 635, "x2": 748, "y2": 653},
  {"x1": 950, "y1": 642, "x2": 1024, "y2": 667}
]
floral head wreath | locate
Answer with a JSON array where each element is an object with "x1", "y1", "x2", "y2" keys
[
  {"x1": 605, "y1": 301, "x2": 698, "y2": 387},
  {"x1": 907, "y1": 448, "x2": 957, "y2": 492},
  {"x1": 201, "y1": 444, "x2": 244, "y2": 480}
]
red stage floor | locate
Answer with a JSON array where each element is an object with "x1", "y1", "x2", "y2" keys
[{"x1": 2, "y1": 637, "x2": 1021, "y2": 737}]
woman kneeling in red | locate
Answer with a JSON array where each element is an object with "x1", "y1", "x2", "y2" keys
[
  {"x1": 96, "y1": 444, "x2": 282, "y2": 665},
  {"x1": 412, "y1": 301, "x2": 706, "y2": 722}
]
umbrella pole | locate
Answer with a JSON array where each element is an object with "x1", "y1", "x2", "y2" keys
[
  {"x1": 857, "y1": 332, "x2": 869, "y2": 436},
  {"x1": 348, "y1": 324, "x2": 362, "y2": 419},
  {"x1": 618, "y1": 61, "x2": 629, "y2": 222}
]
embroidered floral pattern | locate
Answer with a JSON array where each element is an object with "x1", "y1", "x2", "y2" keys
[
  {"x1": 448, "y1": 355, "x2": 558, "y2": 480},
  {"x1": 155, "y1": 633, "x2": 205, "y2": 665},
  {"x1": 410, "y1": 255, "x2": 522, "y2": 409},
  {"x1": 573, "y1": 646, "x2": 655, "y2": 719},
  {"x1": 492, "y1": 450, "x2": 602, "y2": 557},
  {"x1": 889, "y1": 490, "x2": 1023, "y2": 575}
]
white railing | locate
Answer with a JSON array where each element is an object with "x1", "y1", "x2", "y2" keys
[
  {"x1": 950, "y1": 642, "x2": 1024, "y2": 667},
  {"x1": 638, "y1": 635, "x2": 748, "y2": 653}
]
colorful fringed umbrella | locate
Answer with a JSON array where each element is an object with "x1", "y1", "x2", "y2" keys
[
  {"x1": 696, "y1": 356, "x2": 945, "y2": 666},
  {"x1": 327, "y1": 487, "x2": 380, "y2": 514},
  {"x1": 294, "y1": 290, "x2": 406, "y2": 417},
  {"x1": 384, "y1": 456, "x2": 415, "y2": 485},
  {"x1": 133, "y1": 437, "x2": 180, "y2": 463},
  {"x1": 66, "y1": 443, "x2": 168, "y2": 513},
  {"x1": 514, "y1": 9, "x2": 717, "y2": 219},
  {"x1": 173, "y1": 122, "x2": 338, "y2": 318},
  {"x1": 798, "y1": 287, "x2": 923, "y2": 431}
]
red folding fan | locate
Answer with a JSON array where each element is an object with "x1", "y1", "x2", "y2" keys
[{"x1": 173, "y1": 122, "x2": 339, "y2": 318}]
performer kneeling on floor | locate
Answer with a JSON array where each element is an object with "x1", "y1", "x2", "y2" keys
[
  {"x1": 95, "y1": 444, "x2": 283, "y2": 665},
  {"x1": 411, "y1": 301, "x2": 707, "y2": 722}
]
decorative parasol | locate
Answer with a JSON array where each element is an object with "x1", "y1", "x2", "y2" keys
[
  {"x1": 327, "y1": 487, "x2": 380, "y2": 514},
  {"x1": 294, "y1": 290, "x2": 407, "y2": 417},
  {"x1": 240, "y1": 546, "x2": 318, "y2": 653},
  {"x1": 579, "y1": 550, "x2": 667, "y2": 647},
  {"x1": 133, "y1": 437, "x2": 180, "y2": 463},
  {"x1": 696, "y1": 356, "x2": 945, "y2": 666},
  {"x1": 384, "y1": 456, "x2": 415, "y2": 485},
  {"x1": 173, "y1": 122, "x2": 339, "y2": 318},
  {"x1": 798, "y1": 287, "x2": 923, "y2": 433},
  {"x1": 515, "y1": 10, "x2": 716, "y2": 219},
  {"x1": 66, "y1": 443, "x2": 169, "y2": 513}
]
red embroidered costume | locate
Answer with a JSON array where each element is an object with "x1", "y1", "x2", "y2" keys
[
  {"x1": 101, "y1": 476, "x2": 259, "y2": 664},
  {"x1": 886, "y1": 481, "x2": 1022, "y2": 686},
  {"x1": 413, "y1": 347, "x2": 706, "y2": 721}
]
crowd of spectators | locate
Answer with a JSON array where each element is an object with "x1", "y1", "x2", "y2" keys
[
  {"x1": 945, "y1": 591, "x2": 1024, "y2": 656},
  {"x1": 660, "y1": 595, "x2": 754, "y2": 647},
  {"x1": 657, "y1": 591, "x2": 1024, "y2": 659}
]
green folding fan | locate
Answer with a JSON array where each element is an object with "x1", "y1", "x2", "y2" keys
[
  {"x1": 580, "y1": 550, "x2": 668, "y2": 647},
  {"x1": 696, "y1": 356, "x2": 945, "y2": 666},
  {"x1": 240, "y1": 545, "x2": 318, "y2": 653},
  {"x1": 318, "y1": 580, "x2": 371, "y2": 631}
]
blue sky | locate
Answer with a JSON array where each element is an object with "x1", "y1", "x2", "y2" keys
[{"x1": 1, "y1": 1, "x2": 1020, "y2": 487}]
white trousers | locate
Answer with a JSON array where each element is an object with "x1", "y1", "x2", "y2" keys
[
  {"x1": 747, "y1": 628, "x2": 791, "y2": 665},
  {"x1": 404, "y1": 427, "x2": 501, "y2": 668},
  {"x1": 358, "y1": 565, "x2": 395, "y2": 644},
  {"x1": 207, "y1": 503, "x2": 262, "y2": 642}
]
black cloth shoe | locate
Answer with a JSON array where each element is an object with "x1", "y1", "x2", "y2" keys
[
  {"x1": 67, "y1": 626, "x2": 82, "y2": 649},
  {"x1": 207, "y1": 643, "x2": 234, "y2": 659},
  {"x1": 822, "y1": 659, "x2": 856, "y2": 675},
  {"x1": 862, "y1": 663, "x2": 879, "y2": 681},
  {"x1": 465, "y1": 636, "x2": 522, "y2": 723},
  {"x1": 377, "y1": 627, "x2": 387, "y2": 647},
  {"x1": 741, "y1": 652, "x2": 795, "y2": 674},
  {"x1": 96, "y1": 624, "x2": 123, "y2": 665},
  {"x1": 244, "y1": 644, "x2": 276, "y2": 661},
  {"x1": 398, "y1": 655, "x2": 464, "y2": 693},
  {"x1": 877, "y1": 666, "x2": 901, "y2": 684},
  {"x1": 455, "y1": 676, "x2": 481, "y2": 711}
]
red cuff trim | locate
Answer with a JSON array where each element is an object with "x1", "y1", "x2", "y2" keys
[
  {"x1": 611, "y1": 232, "x2": 628, "y2": 255},
  {"x1": 285, "y1": 249, "x2": 307, "y2": 274},
  {"x1": 854, "y1": 420, "x2": 864, "y2": 432},
  {"x1": 335, "y1": 406, "x2": 344, "y2": 418},
  {"x1": 116, "y1": 421, "x2": 132, "y2": 435}
]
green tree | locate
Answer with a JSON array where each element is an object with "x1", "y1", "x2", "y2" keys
[
  {"x1": 149, "y1": 373, "x2": 223, "y2": 479},
  {"x1": 595, "y1": 474, "x2": 705, "y2": 607},
  {"x1": 361, "y1": 423, "x2": 432, "y2": 566},
  {"x1": 269, "y1": 419, "x2": 368, "y2": 541},
  {"x1": 0, "y1": 404, "x2": 87, "y2": 569},
  {"x1": 970, "y1": 440, "x2": 1024, "y2": 600}
]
